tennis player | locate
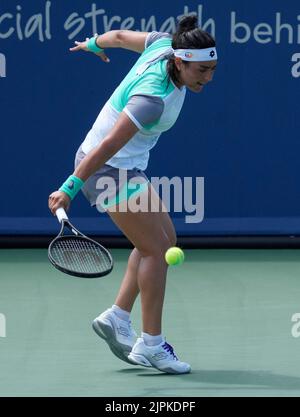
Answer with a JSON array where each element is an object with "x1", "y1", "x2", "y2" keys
[{"x1": 49, "y1": 16, "x2": 217, "y2": 374}]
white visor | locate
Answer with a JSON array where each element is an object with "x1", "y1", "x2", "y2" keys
[{"x1": 174, "y1": 47, "x2": 217, "y2": 62}]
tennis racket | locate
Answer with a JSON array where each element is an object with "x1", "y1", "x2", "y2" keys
[{"x1": 48, "y1": 208, "x2": 113, "y2": 278}]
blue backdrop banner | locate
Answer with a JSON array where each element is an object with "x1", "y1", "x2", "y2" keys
[{"x1": 0, "y1": 1, "x2": 299, "y2": 235}]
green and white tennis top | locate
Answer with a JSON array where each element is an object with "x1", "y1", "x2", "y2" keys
[{"x1": 81, "y1": 32, "x2": 187, "y2": 170}]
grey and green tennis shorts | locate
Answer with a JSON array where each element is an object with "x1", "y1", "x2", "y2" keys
[{"x1": 74, "y1": 146, "x2": 149, "y2": 210}]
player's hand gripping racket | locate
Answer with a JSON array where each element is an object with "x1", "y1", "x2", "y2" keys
[{"x1": 48, "y1": 208, "x2": 113, "y2": 278}]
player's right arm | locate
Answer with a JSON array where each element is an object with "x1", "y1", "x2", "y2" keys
[
  {"x1": 48, "y1": 112, "x2": 139, "y2": 215},
  {"x1": 73, "y1": 112, "x2": 139, "y2": 181}
]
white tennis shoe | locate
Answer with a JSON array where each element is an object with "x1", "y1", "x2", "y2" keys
[
  {"x1": 92, "y1": 308, "x2": 137, "y2": 365},
  {"x1": 128, "y1": 338, "x2": 191, "y2": 374}
]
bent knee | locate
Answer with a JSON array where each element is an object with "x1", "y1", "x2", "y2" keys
[
  {"x1": 136, "y1": 237, "x2": 170, "y2": 258},
  {"x1": 168, "y1": 232, "x2": 177, "y2": 248},
  {"x1": 137, "y1": 235, "x2": 176, "y2": 259}
]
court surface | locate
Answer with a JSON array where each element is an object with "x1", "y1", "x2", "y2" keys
[{"x1": 1, "y1": 248, "x2": 300, "y2": 397}]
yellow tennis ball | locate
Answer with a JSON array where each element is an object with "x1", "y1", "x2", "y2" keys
[{"x1": 165, "y1": 247, "x2": 185, "y2": 266}]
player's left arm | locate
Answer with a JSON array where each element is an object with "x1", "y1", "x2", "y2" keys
[
  {"x1": 70, "y1": 30, "x2": 149, "y2": 62},
  {"x1": 98, "y1": 30, "x2": 149, "y2": 53}
]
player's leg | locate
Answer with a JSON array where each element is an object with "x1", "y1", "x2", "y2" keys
[
  {"x1": 92, "y1": 214, "x2": 169, "y2": 365},
  {"x1": 114, "y1": 247, "x2": 141, "y2": 312},
  {"x1": 107, "y1": 186, "x2": 190, "y2": 373},
  {"x1": 93, "y1": 187, "x2": 170, "y2": 364},
  {"x1": 107, "y1": 190, "x2": 171, "y2": 336},
  {"x1": 94, "y1": 185, "x2": 176, "y2": 365},
  {"x1": 92, "y1": 184, "x2": 172, "y2": 363},
  {"x1": 91, "y1": 175, "x2": 189, "y2": 372},
  {"x1": 113, "y1": 184, "x2": 177, "y2": 314}
]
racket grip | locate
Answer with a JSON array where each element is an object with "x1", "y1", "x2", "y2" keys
[{"x1": 56, "y1": 207, "x2": 69, "y2": 223}]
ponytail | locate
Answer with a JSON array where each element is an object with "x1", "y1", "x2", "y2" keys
[{"x1": 176, "y1": 15, "x2": 198, "y2": 35}]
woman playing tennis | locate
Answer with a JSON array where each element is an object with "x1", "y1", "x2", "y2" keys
[{"x1": 49, "y1": 16, "x2": 217, "y2": 374}]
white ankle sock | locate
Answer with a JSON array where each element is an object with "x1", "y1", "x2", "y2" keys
[
  {"x1": 142, "y1": 332, "x2": 163, "y2": 346},
  {"x1": 111, "y1": 304, "x2": 130, "y2": 321}
]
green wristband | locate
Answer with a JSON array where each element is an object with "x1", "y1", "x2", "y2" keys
[
  {"x1": 87, "y1": 36, "x2": 104, "y2": 53},
  {"x1": 59, "y1": 175, "x2": 84, "y2": 200}
]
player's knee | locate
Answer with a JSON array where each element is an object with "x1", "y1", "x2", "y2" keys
[
  {"x1": 137, "y1": 235, "x2": 170, "y2": 259},
  {"x1": 168, "y1": 232, "x2": 177, "y2": 248}
]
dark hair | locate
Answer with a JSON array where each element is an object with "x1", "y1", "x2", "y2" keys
[{"x1": 167, "y1": 16, "x2": 216, "y2": 86}]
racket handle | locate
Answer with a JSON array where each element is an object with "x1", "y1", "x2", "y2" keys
[{"x1": 56, "y1": 207, "x2": 69, "y2": 223}]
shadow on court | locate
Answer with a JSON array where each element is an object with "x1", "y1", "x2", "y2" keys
[{"x1": 125, "y1": 368, "x2": 300, "y2": 389}]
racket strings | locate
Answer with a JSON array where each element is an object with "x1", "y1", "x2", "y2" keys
[{"x1": 51, "y1": 237, "x2": 111, "y2": 274}]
